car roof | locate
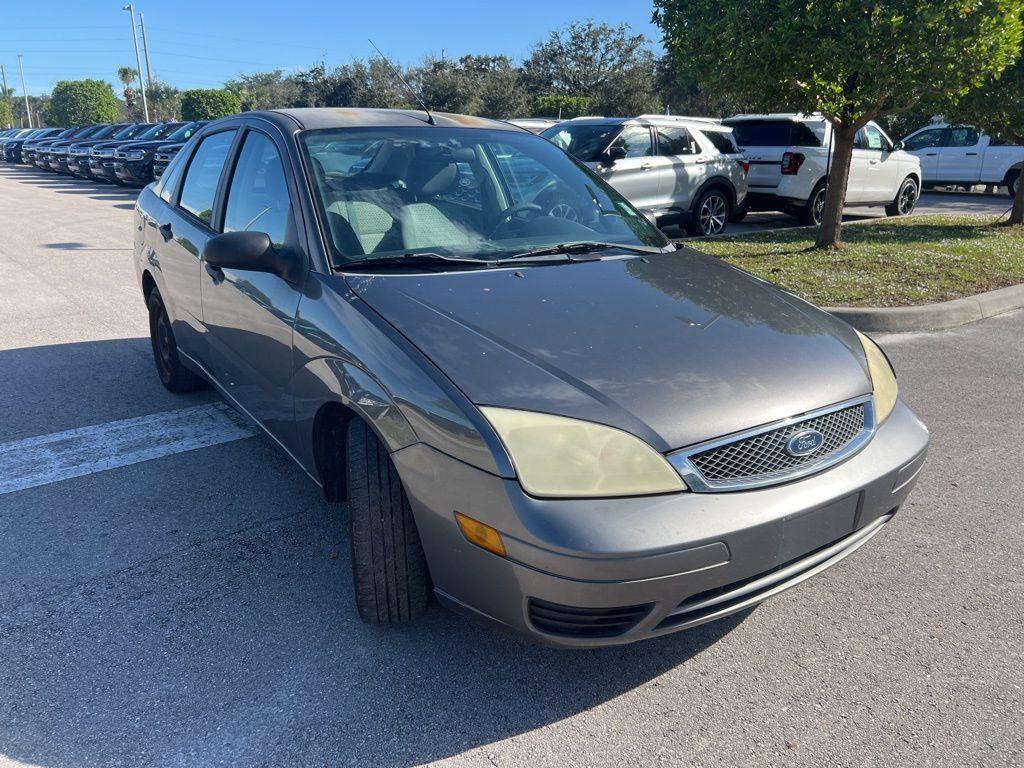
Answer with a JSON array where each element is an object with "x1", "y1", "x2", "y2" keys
[
  {"x1": 553, "y1": 115, "x2": 726, "y2": 130},
  {"x1": 261, "y1": 107, "x2": 523, "y2": 132},
  {"x1": 724, "y1": 113, "x2": 826, "y2": 122}
]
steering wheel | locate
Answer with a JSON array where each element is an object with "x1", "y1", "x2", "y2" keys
[{"x1": 490, "y1": 203, "x2": 543, "y2": 237}]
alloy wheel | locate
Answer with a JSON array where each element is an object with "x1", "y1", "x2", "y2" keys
[
  {"x1": 898, "y1": 181, "x2": 918, "y2": 215},
  {"x1": 811, "y1": 187, "x2": 827, "y2": 225},
  {"x1": 699, "y1": 193, "x2": 728, "y2": 235}
]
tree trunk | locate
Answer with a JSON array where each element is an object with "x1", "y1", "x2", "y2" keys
[
  {"x1": 813, "y1": 127, "x2": 858, "y2": 250},
  {"x1": 1011, "y1": 170, "x2": 1024, "y2": 225}
]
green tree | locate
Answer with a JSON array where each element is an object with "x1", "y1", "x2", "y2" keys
[
  {"x1": 225, "y1": 69, "x2": 300, "y2": 111},
  {"x1": 524, "y1": 21, "x2": 658, "y2": 116},
  {"x1": 0, "y1": 99, "x2": 13, "y2": 128},
  {"x1": 117, "y1": 66, "x2": 139, "y2": 118},
  {"x1": 532, "y1": 94, "x2": 591, "y2": 119},
  {"x1": 946, "y1": 47, "x2": 1024, "y2": 223},
  {"x1": 655, "y1": 0, "x2": 1024, "y2": 249},
  {"x1": 146, "y1": 82, "x2": 181, "y2": 121},
  {"x1": 180, "y1": 88, "x2": 241, "y2": 121},
  {"x1": 43, "y1": 79, "x2": 121, "y2": 125}
]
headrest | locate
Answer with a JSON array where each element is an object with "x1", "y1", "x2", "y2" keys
[{"x1": 410, "y1": 161, "x2": 458, "y2": 196}]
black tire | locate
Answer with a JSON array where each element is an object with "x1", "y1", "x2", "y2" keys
[
  {"x1": 1007, "y1": 171, "x2": 1020, "y2": 201},
  {"x1": 728, "y1": 201, "x2": 749, "y2": 223},
  {"x1": 886, "y1": 176, "x2": 919, "y2": 217},
  {"x1": 147, "y1": 290, "x2": 207, "y2": 393},
  {"x1": 798, "y1": 181, "x2": 827, "y2": 225},
  {"x1": 685, "y1": 187, "x2": 731, "y2": 236},
  {"x1": 347, "y1": 418, "x2": 430, "y2": 624}
]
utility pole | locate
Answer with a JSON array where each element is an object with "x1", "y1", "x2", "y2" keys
[
  {"x1": 122, "y1": 4, "x2": 149, "y2": 122},
  {"x1": 139, "y1": 12, "x2": 155, "y2": 89},
  {"x1": 0, "y1": 65, "x2": 12, "y2": 128},
  {"x1": 17, "y1": 54, "x2": 32, "y2": 128}
]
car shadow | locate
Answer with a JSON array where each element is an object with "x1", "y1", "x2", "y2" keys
[{"x1": 0, "y1": 338, "x2": 751, "y2": 768}]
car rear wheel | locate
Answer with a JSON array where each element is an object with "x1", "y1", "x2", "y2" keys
[
  {"x1": 798, "y1": 181, "x2": 828, "y2": 226},
  {"x1": 886, "y1": 177, "x2": 919, "y2": 217},
  {"x1": 686, "y1": 188, "x2": 731, "y2": 236},
  {"x1": 346, "y1": 418, "x2": 430, "y2": 624},
  {"x1": 1008, "y1": 171, "x2": 1020, "y2": 200},
  {"x1": 147, "y1": 290, "x2": 207, "y2": 393}
]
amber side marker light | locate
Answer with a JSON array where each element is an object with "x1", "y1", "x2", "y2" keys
[{"x1": 455, "y1": 512, "x2": 507, "y2": 557}]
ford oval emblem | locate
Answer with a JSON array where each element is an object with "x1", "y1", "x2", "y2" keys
[{"x1": 786, "y1": 429, "x2": 825, "y2": 457}]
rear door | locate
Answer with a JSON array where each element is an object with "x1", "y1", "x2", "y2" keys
[
  {"x1": 936, "y1": 126, "x2": 984, "y2": 183},
  {"x1": 594, "y1": 126, "x2": 661, "y2": 211},
  {"x1": 151, "y1": 127, "x2": 239, "y2": 363},
  {"x1": 652, "y1": 125, "x2": 703, "y2": 211},
  {"x1": 199, "y1": 124, "x2": 307, "y2": 444}
]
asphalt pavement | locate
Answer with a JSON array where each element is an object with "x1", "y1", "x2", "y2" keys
[{"x1": 0, "y1": 163, "x2": 1021, "y2": 768}]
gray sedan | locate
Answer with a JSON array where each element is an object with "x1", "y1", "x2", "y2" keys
[{"x1": 134, "y1": 108, "x2": 929, "y2": 647}]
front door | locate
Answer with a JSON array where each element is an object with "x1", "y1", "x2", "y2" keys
[
  {"x1": 851, "y1": 125, "x2": 899, "y2": 202},
  {"x1": 200, "y1": 127, "x2": 305, "y2": 445},
  {"x1": 903, "y1": 127, "x2": 947, "y2": 182},
  {"x1": 594, "y1": 126, "x2": 664, "y2": 212}
]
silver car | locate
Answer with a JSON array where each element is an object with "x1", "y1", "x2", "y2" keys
[
  {"x1": 135, "y1": 108, "x2": 928, "y2": 647},
  {"x1": 542, "y1": 115, "x2": 749, "y2": 236}
]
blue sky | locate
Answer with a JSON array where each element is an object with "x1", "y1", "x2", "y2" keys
[{"x1": 1, "y1": 1, "x2": 662, "y2": 97}]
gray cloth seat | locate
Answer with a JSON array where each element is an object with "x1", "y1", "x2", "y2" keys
[
  {"x1": 399, "y1": 160, "x2": 480, "y2": 251},
  {"x1": 326, "y1": 199, "x2": 397, "y2": 253}
]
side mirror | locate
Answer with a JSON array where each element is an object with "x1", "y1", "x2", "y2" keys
[
  {"x1": 601, "y1": 145, "x2": 628, "y2": 165},
  {"x1": 203, "y1": 230, "x2": 299, "y2": 281},
  {"x1": 893, "y1": 140, "x2": 905, "y2": 151}
]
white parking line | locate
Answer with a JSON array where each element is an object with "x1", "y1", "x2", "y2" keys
[{"x1": 0, "y1": 403, "x2": 255, "y2": 496}]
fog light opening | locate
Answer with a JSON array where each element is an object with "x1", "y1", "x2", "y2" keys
[{"x1": 454, "y1": 512, "x2": 506, "y2": 557}]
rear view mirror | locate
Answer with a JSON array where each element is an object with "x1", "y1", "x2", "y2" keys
[
  {"x1": 203, "y1": 230, "x2": 300, "y2": 282},
  {"x1": 601, "y1": 145, "x2": 628, "y2": 165}
]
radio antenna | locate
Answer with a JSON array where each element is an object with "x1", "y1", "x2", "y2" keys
[{"x1": 368, "y1": 39, "x2": 435, "y2": 125}]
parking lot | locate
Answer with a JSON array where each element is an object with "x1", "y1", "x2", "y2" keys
[{"x1": 0, "y1": 161, "x2": 1021, "y2": 767}]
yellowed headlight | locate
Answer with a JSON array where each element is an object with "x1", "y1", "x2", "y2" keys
[
  {"x1": 480, "y1": 407, "x2": 685, "y2": 498},
  {"x1": 856, "y1": 330, "x2": 898, "y2": 423}
]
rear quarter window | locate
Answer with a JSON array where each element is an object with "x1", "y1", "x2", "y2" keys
[{"x1": 701, "y1": 130, "x2": 740, "y2": 154}]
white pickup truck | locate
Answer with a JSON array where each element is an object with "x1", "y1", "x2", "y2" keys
[{"x1": 902, "y1": 123, "x2": 1024, "y2": 199}]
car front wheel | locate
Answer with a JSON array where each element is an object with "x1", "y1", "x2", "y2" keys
[
  {"x1": 1008, "y1": 171, "x2": 1020, "y2": 200},
  {"x1": 886, "y1": 177, "x2": 919, "y2": 217},
  {"x1": 346, "y1": 418, "x2": 431, "y2": 624}
]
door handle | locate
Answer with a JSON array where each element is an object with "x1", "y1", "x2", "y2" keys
[
  {"x1": 965, "y1": 152, "x2": 978, "y2": 156},
  {"x1": 869, "y1": 159, "x2": 879, "y2": 165},
  {"x1": 158, "y1": 222, "x2": 173, "y2": 241},
  {"x1": 640, "y1": 163, "x2": 653, "y2": 170},
  {"x1": 925, "y1": 152, "x2": 937, "y2": 156}
]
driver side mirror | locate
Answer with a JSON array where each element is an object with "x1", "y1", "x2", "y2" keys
[
  {"x1": 203, "y1": 230, "x2": 300, "y2": 282},
  {"x1": 601, "y1": 145, "x2": 628, "y2": 166},
  {"x1": 893, "y1": 139, "x2": 906, "y2": 151}
]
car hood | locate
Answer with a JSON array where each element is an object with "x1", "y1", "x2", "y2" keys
[
  {"x1": 119, "y1": 140, "x2": 169, "y2": 152},
  {"x1": 346, "y1": 249, "x2": 872, "y2": 451}
]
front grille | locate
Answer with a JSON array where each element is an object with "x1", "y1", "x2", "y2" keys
[
  {"x1": 527, "y1": 598, "x2": 651, "y2": 639},
  {"x1": 692, "y1": 403, "x2": 865, "y2": 481},
  {"x1": 669, "y1": 397, "x2": 875, "y2": 492}
]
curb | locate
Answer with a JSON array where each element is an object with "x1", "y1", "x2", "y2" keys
[{"x1": 826, "y1": 282, "x2": 1024, "y2": 333}]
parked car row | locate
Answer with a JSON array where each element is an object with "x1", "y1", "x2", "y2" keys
[
  {"x1": 0, "y1": 120, "x2": 208, "y2": 185},
  {"x1": 542, "y1": 113, "x2": 928, "y2": 235}
]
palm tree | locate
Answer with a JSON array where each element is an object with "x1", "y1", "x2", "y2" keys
[{"x1": 118, "y1": 66, "x2": 139, "y2": 116}]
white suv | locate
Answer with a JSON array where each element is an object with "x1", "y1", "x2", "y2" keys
[
  {"x1": 542, "y1": 116, "x2": 749, "y2": 236},
  {"x1": 722, "y1": 114, "x2": 922, "y2": 225}
]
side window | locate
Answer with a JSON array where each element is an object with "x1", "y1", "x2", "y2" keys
[
  {"x1": 903, "y1": 128, "x2": 945, "y2": 151},
  {"x1": 861, "y1": 125, "x2": 887, "y2": 151},
  {"x1": 178, "y1": 130, "x2": 236, "y2": 225},
  {"x1": 157, "y1": 149, "x2": 188, "y2": 204},
  {"x1": 701, "y1": 130, "x2": 740, "y2": 154},
  {"x1": 656, "y1": 127, "x2": 698, "y2": 156},
  {"x1": 611, "y1": 127, "x2": 653, "y2": 158},
  {"x1": 792, "y1": 122, "x2": 825, "y2": 147},
  {"x1": 492, "y1": 146, "x2": 551, "y2": 206},
  {"x1": 223, "y1": 131, "x2": 292, "y2": 249},
  {"x1": 947, "y1": 126, "x2": 980, "y2": 147}
]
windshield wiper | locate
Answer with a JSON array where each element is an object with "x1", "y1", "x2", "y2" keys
[
  {"x1": 341, "y1": 252, "x2": 497, "y2": 269},
  {"x1": 503, "y1": 241, "x2": 666, "y2": 261}
]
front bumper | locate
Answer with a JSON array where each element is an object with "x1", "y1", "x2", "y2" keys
[
  {"x1": 114, "y1": 158, "x2": 154, "y2": 185},
  {"x1": 69, "y1": 156, "x2": 95, "y2": 178},
  {"x1": 393, "y1": 397, "x2": 929, "y2": 647},
  {"x1": 91, "y1": 158, "x2": 120, "y2": 182}
]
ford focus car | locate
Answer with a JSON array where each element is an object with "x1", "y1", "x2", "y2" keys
[{"x1": 135, "y1": 109, "x2": 929, "y2": 647}]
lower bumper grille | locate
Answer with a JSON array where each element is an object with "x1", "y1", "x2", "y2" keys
[
  {"x1": 528, "y1": 598, "x2": 652, "y2": 639},
  {"x1": 656, "y1": 511, "x2": 894, "y2": 630}
]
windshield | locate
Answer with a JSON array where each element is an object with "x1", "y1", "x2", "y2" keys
[
  {"x1": 301, "y1": 126, "x2": 668, "y2": 267},
  {"x1": 134, "y1": 122, "x2": 184, "y2": 141},
  {"x1": 541, "y1": 123, "x2": 623, "y2": 162},
  {"x1": 164, "y1": 121, "x2": 204, "y2": 142},
  {"x1": 114, "y1": 123, "x2": 150, "y2": 140},
  {"x1": 76, "y1": 125, "x2": 109, "y2": 139}
]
